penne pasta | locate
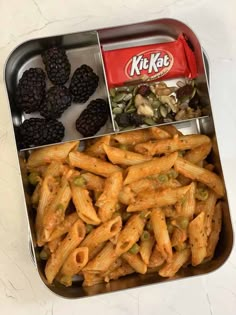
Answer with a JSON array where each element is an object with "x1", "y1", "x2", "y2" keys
[
  {"x1": 127, "y1": 184, "x2": 191, "y2": 212},
  {"x1": 140, "y1": 236, "x2": 155, "y2": 265},
  {"x1": 158, "y1": 125, "x2": 182, "y2": 137},
  {"x1": 122, "y1": 252, "x2": 147, "y2": 274},
  {"x1": 171, "y1": 228, "x2": 187, "y2": 247},
  {"x1": 83, "y1": 242, "x2": 118, "y2": 274},
  {"x1": 47, "y1": 212, "x2": 78, "y2": 242},
  {"x1": 184, "y1": 142, "x2": 212, "y2": 164},
  {"x1": 27, "y1": 141, "x2": 79, "y2": 169},
  {"x1": 71, "y1": 184, "x2": 101, "y2": 225},
  {"x1": 134, "y1": 134, "x2": 211, "y2": 156},
  {"x1": 151, "y1": 208, "x2": 173, "y2": 262},
  {"x1": 188, "y1": 212, "x2": 207, "y2": 266},
  {"x1": 103, "y1": 144, "x2": 152, "y2": 166},
  {"x1": 203, "y1": 190, "x2": 218, "y2": 236},
  {"x1": 45, "y1": 219, "x2": 86, "y2": 284},
  {"x1": 177, "y1": 182, "x2": 196, "y2": 218},
  {"x1": 69, "y1": 151, "x2": 121, "y2": 177},
  {"x1": 80, "y1": 216, "x2": 122, "y2": 257},
  {"x1": 112, "y1": 129, "x2": 154, "y2": 145},
  {"x1": 96, "y1": 172, "x2": 123, "y2": 222},
  {"x1": 104, "y1": 262, "x2": 135, "y2": 282},
  {"x1": 206, "y1": 202, "x2": 222, "y2": 259},
  {"x1": 82, "y1": 272, "x2": 104, "y2": 287},
  {"x1": 48, "y1": 236, "x2": 63, "y2": 253},
  {"x1": 81, "y1": 172, "x2": 105, "y2": 192},
  {"x1": 159, "y1": 248, "x2": 191, "y2": 277},
  {"x1": 149, "y1": 126, "x2": 172, "y2": 139},
  {"x1": 85, "y1": 135, "x2": 111, "y2": 159},
  {"x1": 36, "y1": 176, "x2": 59, "y2": 246},
  {"x1": 43, "y1": 161, "x2": 64, "y2": 178},
  {"x1": 148, "y1": 246, "x2": 165, "y2": 268},
  {"x1": 174, "y1": 157, "x2": 225, "y2": 197},
  {"x1": 124, "y1": 152, "x2": 178, "y2": 185},
  {"x1": 59, "y1": 247, "x2": 89, "y2": 286},
  {"x1": 89, "y1": 242, "x2": 106, "y2": 260},
  {"x1": 42, "y1": 176, "x2": 72, "y2": 241},
  {"x1": 118, "y1": 186, "x2": 136, "y2": 205},
  {"x1": 115, "y1": 214, "x2": 145, "y2": 256}
]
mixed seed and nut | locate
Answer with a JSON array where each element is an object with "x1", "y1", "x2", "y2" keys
[{"x1": 110, "y1": 79, "x2": 206, "y2": 131}]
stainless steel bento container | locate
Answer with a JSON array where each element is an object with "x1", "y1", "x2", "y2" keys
[{"x1": 4, "y1": 18, "x2": 233, "y2": 298}]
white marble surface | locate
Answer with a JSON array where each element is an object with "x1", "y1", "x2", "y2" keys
[{"x1": 0, "y1": 0, "x2": 235, "y2": 314}]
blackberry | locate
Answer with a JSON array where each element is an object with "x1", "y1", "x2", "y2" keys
[
  {"x1": 69, "y1": 64, "x2": 99, "y2": 103},
  {"x1": 40, "y1": 85, "x2": 72, "y2": 119},
  {"x1": 16, "y1": 68, "x2": 46, "y2": 113},
  {"x1": 76, "y1": 99, "x2": 109, "y2": 137},
  {"x1": 42, "y1": 47, "x2": 71, "y2": 85},
  {"x1": 18, "y1": 118, "x2": 64, "y2": 149}
]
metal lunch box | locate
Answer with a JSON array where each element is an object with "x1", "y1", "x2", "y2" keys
[{"x1": 4, "y1": 18, "x2": 233, "y2": 298}]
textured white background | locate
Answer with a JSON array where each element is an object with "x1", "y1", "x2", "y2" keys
[{"x1": 0, "y1": 0, "x2": 235, "y2": 314}]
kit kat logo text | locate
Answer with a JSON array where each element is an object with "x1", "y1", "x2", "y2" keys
[{"x1": 125, "y1": 49, "x2": 174, "y2": 80}]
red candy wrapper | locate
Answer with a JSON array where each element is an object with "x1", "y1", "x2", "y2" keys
[{"x1": 102, "y1": 34, "x2": 197, "y2": 88}]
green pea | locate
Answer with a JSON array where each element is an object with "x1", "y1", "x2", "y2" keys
[
  {"x1": 73, "y1": 176, "x2": 86, "y2": 187},
  {"x1": 110, "y1": 88, "x2": 116, "y2": 98},
  {"x1": 195, "y1": 188, "x2": 209, "y2": 201},
  {"x1": 122, "y1": 212, "x2": 132, "y2": 221},
  {"x1": 86, "y1": 224, "x2": 94, "y2": 234},
  {"x1": 177, "y1": 216, "x2": 189, "y2": 229},
  {"x1": 167, "y1": 223, "x2": 174, "y2": 234},
  {"x1": 28, "y1": 172, "x2": 40, "y2": 186},
  {"x1": 128, "y1": 243, "x2": 140, "y2": 255},
  {"x1": 141, "y1": 230, "x2": 150, "y2": 241},
  {"x1": 167, "y1": 169, "x2": 178, "y2": 179},
  {"x1": 146, "y1": 221, "x2": 153, "y2": 232},
  {"x1": 157, "y1": 174, "x2": 168, "y2": 183},
  {"x1": 39, "y1": 248, "x2": 49, "y2": 260},
  {"x1": 56, "y1": 204, "x2": 64, "y2": 212},
  {"x1": 119, "y1": 144, "x2": 128, "y2": 150}
]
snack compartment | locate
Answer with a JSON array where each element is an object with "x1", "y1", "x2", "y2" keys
[{"x1": 98, "y1": 18, "x2": 211, "y2": 132}]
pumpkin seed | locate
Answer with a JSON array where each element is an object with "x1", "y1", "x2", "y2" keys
[
  {"x1": 152, "y1": 99, "x2": 161, "y2": 108},
  {"x1": 123, "y1": 93, "x2": 133, "y2": 101},
  {"x1": 109, "y1": 88, "x2": 116, "y2": 98},
  {"x1": 126, "y1": 106, "x2": 136, "y2": 113},
  {"x1": 113, "y1": 93, "x2": 126, "y2": 102},
  {"x1": 112, "y1": 101, "x2": 118, "y2": 108},
  {"x1": 116, "y1": 86, "x2": 129, "y2": 92},
  {"x1": 132, "y1": 86, "x2": 139, "y2": 96},
  {"x1": 112, "y1": 107, "x2": 123, "y2": 114},
  {"x1": 124, "y1": 98, "x2": 134, "y2": 112},
  {"x1": 160, "y1": 105, "x2": 168, "y2": 117},
  {"x1": 144, "y1": 117, "x2": 156, "y2": 125}
]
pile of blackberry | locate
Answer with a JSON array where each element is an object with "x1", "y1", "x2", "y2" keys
[
  {"x1": 15, "y1": 46, "x2": 104, "y2": 149},
  {"x1": 76, "y1": 99, "x2": 109, "y2": 137}
]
